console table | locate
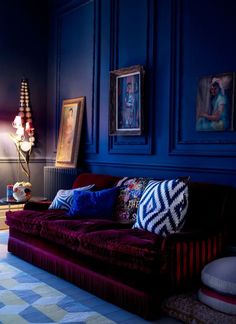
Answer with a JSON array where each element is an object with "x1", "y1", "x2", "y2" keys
[{"x1": 0, "y1": 201, "x2": 24, "y2": 230}]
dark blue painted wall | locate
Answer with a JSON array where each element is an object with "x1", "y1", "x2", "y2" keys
[
  {"x1": 0, "y1": 0, "x2": 48, "y2": 197},
  {"x1": 1, "y1": 0, "x2": 236, "y2": 197},
  {"x1": 46, "y1": 0, "x2": 236, "y2": 186}
]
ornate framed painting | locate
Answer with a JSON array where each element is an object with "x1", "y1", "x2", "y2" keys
[
  {"x1": 109, "y1": 65, "x2": 145, "y2": 136},
  {"x1": 55, "y1": 97, "x2": 85, "y2": 168}
]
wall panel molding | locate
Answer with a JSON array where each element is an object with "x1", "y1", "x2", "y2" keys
[
  {"x1": 55, "y1": 0, "x2": 100, "y2": 155},
  {"x1": 0, "y1": 158, "x2": 47, "y2": 163},
  {"x1": 169, "y1": 0, "x2": 236, "y2": 157},
  {"x1": 85, "y1": 160, "x2": 236, "y2": 181},
  {"x1": 108, "y1": 0, "x2": 155, "y2": 155}
]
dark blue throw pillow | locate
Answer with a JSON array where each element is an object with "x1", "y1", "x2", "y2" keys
[{"x1": 67, "y1": 187, "x2": 119, "y2": 219}]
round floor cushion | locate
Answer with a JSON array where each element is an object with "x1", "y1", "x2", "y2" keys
[
  {"x1": 198, "y1": 257, "x2": 236, "y2": 315},
  {"x1": 201, "y1": 257, "x2": 236, "y2": 295},
  {"x1": 198, "y1": 286, "x2": 236, "y2": 315}
]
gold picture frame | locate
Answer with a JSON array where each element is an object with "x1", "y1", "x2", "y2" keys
[
  {"x1": 109, "y1": 65, "x2": 145, "y2": 136},
  {"x1": 55, "y1": 97, "x2": 85, "y2": 168}
]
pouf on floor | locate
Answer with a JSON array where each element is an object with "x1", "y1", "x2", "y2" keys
[
  {"x1": 201, "y1": 257, "x2": 236, "y2": 295},
  {"x1": 198, "y1": 257, "x2": 236, "y2": 315},
  {"x1": 199, "y1": 286, "x2": 236, "y2": 315}
]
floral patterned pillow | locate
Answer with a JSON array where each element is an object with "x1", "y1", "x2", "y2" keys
[{"x1": 115, "y1": 177, "x2": 150, "y2": 223}]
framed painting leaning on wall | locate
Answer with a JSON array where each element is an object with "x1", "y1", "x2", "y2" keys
[{"x1": 56, "y1": 97, "x2": 85, "y2": 168}]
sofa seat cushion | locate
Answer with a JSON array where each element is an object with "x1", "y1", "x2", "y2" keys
[
  {"x1": 6, "y1": 209, "x2": 68, "y2": 235},
  {"x1": 79, "y1": 228, "x2": 164, "y2": 274},
  {"x1": 40, "y1": 219, "x2": 131, "y2": 251}
]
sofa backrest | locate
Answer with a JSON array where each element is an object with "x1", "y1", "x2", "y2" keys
[
  {"x1": 72, "y1": 173, "x2": 121, "y2": 190},
  {"x1": 182, "y1": 181, "x2": 236, "y2": 231},
  {"x1": 72, "y1": 173, "x2": 236, "y2": 234}
]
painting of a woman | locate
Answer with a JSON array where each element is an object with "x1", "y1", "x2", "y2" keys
[
  {"x1": 57, "y1": 106, "x2": 75, "y2": 162},
  {"x1": 196, "y1": 73, "x2": 235, "y2": 131},
  {"x1": 56, "y1": 97, "x2": 84, "y2": 168}
]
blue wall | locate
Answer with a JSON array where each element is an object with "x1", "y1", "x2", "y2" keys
[
  {"x1": 46, "y1": 0, "x2": 236, "y2": 186},
  {"x1": 1, "y1": 0, "x2": 235, "y2": 196},
  {"x1": 0, "y1": 0, "x2": 48, "y2": 197}
]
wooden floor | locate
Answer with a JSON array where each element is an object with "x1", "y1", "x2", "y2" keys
[{"x1": 0, "y1": 230, "x2": 182, "y2": 323}]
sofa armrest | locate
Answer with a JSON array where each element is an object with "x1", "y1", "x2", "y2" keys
[
  {"x1": 161, "y1": 229, "x2": 225, "y2": 293},
  {"x1": 24, "y1": 200, "x2": 51, "y2": 211}
]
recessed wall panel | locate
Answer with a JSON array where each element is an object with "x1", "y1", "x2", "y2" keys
[
  {"x1": 170, "y1": 0, "x2": 236, "y2": 156},
  {"x1": 56, "y1": 0, "x2": 98, "y2": 154},
  {"x1": 109, "y1": 0, "x2": 155, "y2": 155}
]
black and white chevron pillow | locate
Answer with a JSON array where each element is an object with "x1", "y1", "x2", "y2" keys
[
  {"x1": 133, "y1": 178, "x2": 189, "y2": 236},
  {"x1": 49, "y1": 184, "x2": 95, "y2": 210}
]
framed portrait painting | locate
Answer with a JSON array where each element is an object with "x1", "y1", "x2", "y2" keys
[
  {"x1": 196, "y1": 72, "x2": 235, "y2": 131},
  {"x1": 55, "y1": 97, "x2": 85, "y2": 168},
  {"x1": 109, "y1": 65, "x2": 145, "y2": 136}
]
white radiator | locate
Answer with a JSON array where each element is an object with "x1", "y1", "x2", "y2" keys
[{"x1": 44, "y1": 167, "x2": 81, "y2": 200}]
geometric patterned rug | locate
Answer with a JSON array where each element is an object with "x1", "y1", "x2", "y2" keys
[{"x1": 0, "y1": 262, "x2": 115, "y2": 324}]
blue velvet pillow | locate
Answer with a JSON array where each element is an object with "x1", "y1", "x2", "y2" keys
[
  {"x1": 48, "y1": 184, "x2": 95, "y2": 210},
  {"x1": 67, "y1": 187, "x2": 119, "y2": 219}
]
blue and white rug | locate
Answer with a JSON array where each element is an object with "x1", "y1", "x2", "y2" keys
[{"x1": 0, "y1": 262, "x2": 115, "y2": 323}]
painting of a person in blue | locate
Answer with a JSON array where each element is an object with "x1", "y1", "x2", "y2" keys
[
  {"x1": 123, "y1": 82, "x2": 137, "y2": 128},
  {"x1": 196, "y1": 74, "x2": 233, "y2": 131},
  {"x1": 117, "y1": 74, "x2": 140, "y2": 130}
]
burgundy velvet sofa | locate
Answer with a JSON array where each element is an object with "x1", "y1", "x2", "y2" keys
[{"x1": 6, "y1": 173, "x2": 236, "y2": 320}]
